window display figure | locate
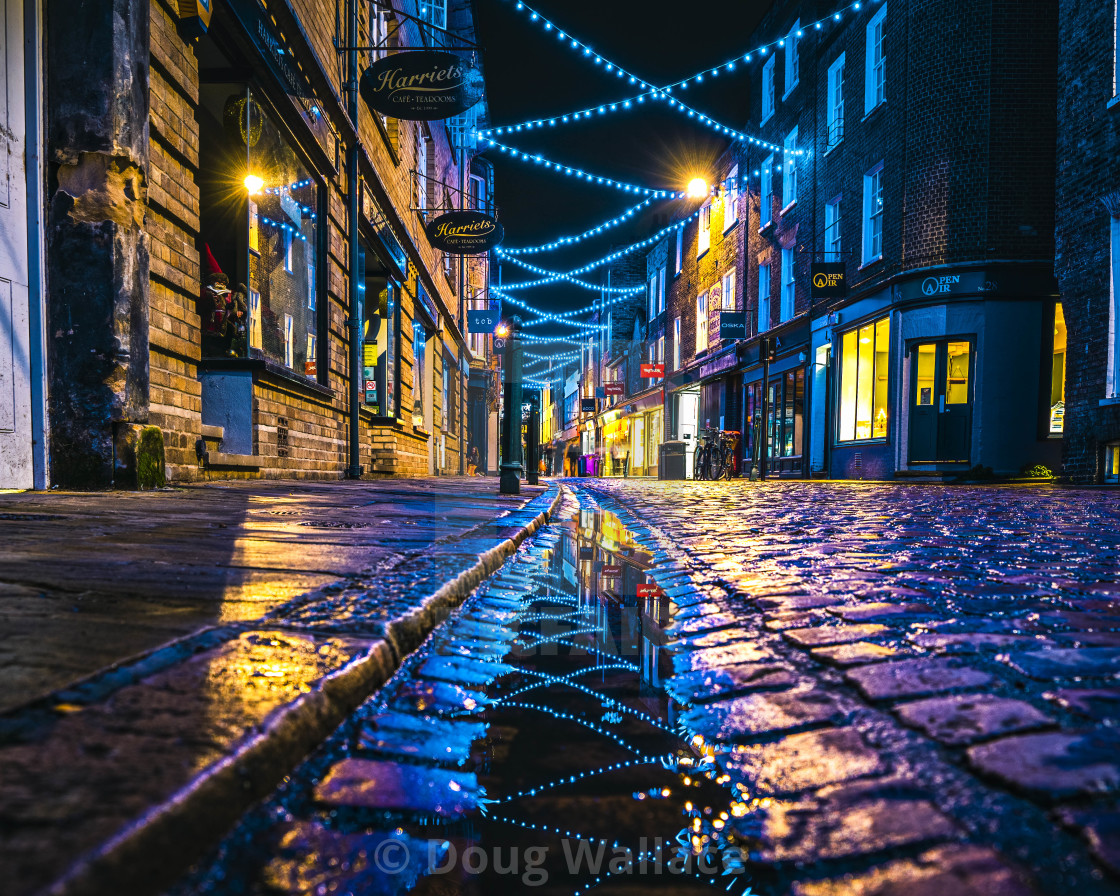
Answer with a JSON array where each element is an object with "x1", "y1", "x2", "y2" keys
[{"x1": 199, "y1": 244, "x2": 248, "y2": 358}]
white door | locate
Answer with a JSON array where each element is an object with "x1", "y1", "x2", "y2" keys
[{"x1": 0, "y1": 0, "x2": 33, "y2": 488}]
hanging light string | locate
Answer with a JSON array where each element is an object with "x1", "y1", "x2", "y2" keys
[
  {"x1": 499, "y1": 256, "x2": 646, "y2": 295},
  {"x1": 478, "y1": 136, "x2": 683, "y2": 198},
  {"x1": 496, "y1": 288, "x2": 606, "y2": 322},
  {"x1": 500, "y1": 198, "x2": 654, "y2": 256},
  {"x1": 487, "y1": 0, "x2": 861, "y2": 153}
]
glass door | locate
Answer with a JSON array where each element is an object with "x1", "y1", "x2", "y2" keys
[{"x1": 909, "y1": 340, "x2": 972, "y2": 463}]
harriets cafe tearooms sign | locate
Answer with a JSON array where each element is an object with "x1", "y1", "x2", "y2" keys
[
  {"x1": 426, "y1": 210, "x2": 504, "y2": 254},
  {"x1": 360, "y1": 50, "x2": 485, "y2": 121}
]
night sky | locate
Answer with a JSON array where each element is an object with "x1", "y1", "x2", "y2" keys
[{"x1": 472, "y1": 0, "x2": 770, "y2": 334}]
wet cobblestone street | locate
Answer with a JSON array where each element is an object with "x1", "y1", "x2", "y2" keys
[{"x1": 166, "y1": 480, "x2": 1120, "y2": 896}]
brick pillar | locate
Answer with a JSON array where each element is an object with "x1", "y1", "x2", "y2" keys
[{"x1": 45, "y1": 0, "x2": 150, "y2": 486}]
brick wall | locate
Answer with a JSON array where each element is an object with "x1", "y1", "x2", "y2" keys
[{"x1": 1056, "y1": 0, "x2": 1120, "y2": 481}]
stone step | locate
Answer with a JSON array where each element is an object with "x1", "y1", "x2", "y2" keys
[
  {"x1": 200, "y1": 423, "x2": 224, "y2": 443},
  {"x1": 206, "y1": 451, "x2": 260, "y2": 470}
]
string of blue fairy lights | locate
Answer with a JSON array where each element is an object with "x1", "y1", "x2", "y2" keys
[
  {"x1": 498, "y1": 256, "x2": 647, "y2": 295},
  {"x1": 500, "y1": 198, "x2": 653, "y2": 256}
]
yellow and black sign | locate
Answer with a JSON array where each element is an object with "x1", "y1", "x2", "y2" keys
[
  {"x1": 811, "y1": 262, "x2": 847, "y2": 299},
  {"x1": 176, "y1": 0, "x2": 213, "y2": 35}
]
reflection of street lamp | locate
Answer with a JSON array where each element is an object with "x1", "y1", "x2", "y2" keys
[
  {"x1": 686, "y1": 177, "x2": 709, "y2": 199},
  {"x1": 244, "y1": 174, "x2": 264, "y2": 195}
]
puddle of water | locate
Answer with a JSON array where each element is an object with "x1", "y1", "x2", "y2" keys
[{"x1": 175, "y1": 499, "x2": 760, "y2": 896}]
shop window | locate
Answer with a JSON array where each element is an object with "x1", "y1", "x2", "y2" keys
[
  {"x1": 838, "y1": 317, "x2": 890, "y2": 442},
  {"x1": 442, "y1": 358, "x2": 451, "y2": 432},
  {"x1": 1106, "y1": 444, "x2": 1120, "y2": 483},
  {"x1": 361, "y1": 252, "x2": 399, "y2": 418},
  {"x1": 197, "y1": 82, "x2": 320, "y2": 376},
  {"x1": 1050, "y1": 302, "x2": 1066, "y2": 433},
  {"x1": 412, "y1": 322, "x2": 428, "y2": 428}
]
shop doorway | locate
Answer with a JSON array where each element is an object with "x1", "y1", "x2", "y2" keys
[
  {"x1": 0, "y1": 0, "x2": 35, "y2": 487},
  {"x1": 676, "y1": 390, "x2": 699, "y2": 478},
  {"x1": 909, "y1": 340, "x2": 973, "y2": 463}
]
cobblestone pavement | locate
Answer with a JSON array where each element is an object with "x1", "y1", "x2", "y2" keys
[
  {"x1": 579, "y1": 479, "x2": 1120, "y2": 894},
  {"x1": 163, "y1": 480, "x2": 1120, "y2": 896}
]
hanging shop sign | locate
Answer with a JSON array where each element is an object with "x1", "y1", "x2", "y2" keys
[
  {"x1": 604, "y1": 383, "x2": 626, "y2": 397},
  {"x1": 467, "y1": 308, "x2": 499, "y2": 334},
  {"x1": 602, "y1": 565, "x2": 622, "y2": 578},
  {"x1": 426, "y1": 210, "x2": 504, "y2": 254},
  {"x1": 719, "y1": 312, "x2": 746, "y2": 341},
  {"x1": 581, "y1": 398, "x2": 597, "y2": 413},
  {"x1": 175, "y1": 0, "x2": 213, "y2": 35},
  {"x1": 811, "y1": 263, "x2": 848, "y2": 299},
  {"x1": 640, "y1": 363, "x2": 665, "y2": 378},
  {"x1": 361, "y1": 50, "x2": 485, "y2": 121},
  {"x1": 636, "y1": 583, "x2": 662, "y2": 599}
]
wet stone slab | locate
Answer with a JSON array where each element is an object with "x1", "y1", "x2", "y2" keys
[
  {"x1": 968, "y1": 731, "x2": 1120, "y2": 800},
  {"x1": 1003, "y1": 647, "x2": 1120, "y2": 681},
  {"x1": 893, "y1": 695, "x2": 1053, "y2": 745},
  {"x1": 846, "y1": 657, "x2": 992, "y2": 701},
  {"x1": 721, "y1": 727, "x2": 885, "y2": 796},
  {"x1": 314, "y1": 757, "x2": 479, "y2": 818},
  {"x1": 680, "y1": 687, "x2": 858, "y2": 743},
  {"x1": 1056, "y1": 808, "x2": 1120, "y2": 877},
  {"x1": 812, "y1": 641, "x2": 902, "y2": 667},
  {"x1": 665, "y1": 662, "x2": 797, "y2": 705},
  {"x1": 784, "y1": 622, "x2": 891, "y2": 647},
  {"x1": 357, "y1": 713, "x2": 488, "y2": 766}
]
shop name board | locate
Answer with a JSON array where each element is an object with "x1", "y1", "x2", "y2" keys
[
  {"x1": 922, "y1": 274, "x2": 961, "y2": 296},
  {"x1": 361, "y1": 50, "x2": 485, "y2": 121},
  {"x1": 579, "y1": 546, "x2": 594, "y2": 560},
  {"x1": 719, "y1": 312, "x2": 746, "y2": 340},
  {"x1": 640, "y1": 363, "x2": 664, "y2": 378},
  {"x1": 467, "y1": 308, "x2": 498, "y2": 333},
  {"x1": 604, "y1": 383, "x2": 625, "y2": 396},
  {"x1": 700, "y1": 348, "x2": 737, "y2": 380},
  {"x1": 581, "y1": 398, "x2": 597, "y2": 413},
  {"x1": 226, "y1": 0, "x2": 314, "y2": 99},
  {"x1": 426, "y1": 210, "x2": 504, "y2": 254},
  {"x1": 636, "y1": 583, "x2": 661, "y2": 598},
  {"x1": 602, "y1": 565, "x2": 622, "y2": 577},
  {"x1": 811, "y1": 263, "x2": 847, "y2": 298},
  {"x1": 897, "y1": 271, "x2": 995, "y2": 302}
]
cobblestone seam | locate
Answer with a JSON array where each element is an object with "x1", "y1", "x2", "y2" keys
[{"x1": 39, "y1": 485, "x2": 564, "y2": 896}]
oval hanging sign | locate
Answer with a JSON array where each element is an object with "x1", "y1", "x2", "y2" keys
[
  {"x1": 426, "y1": 210, "x2": 504, "y2": 254},
  {"x1": 360, "y1": 50, "x2": 484, "y2": 121}
]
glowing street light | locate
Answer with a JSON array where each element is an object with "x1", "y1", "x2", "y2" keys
[
  {"x1": 495, "y1": 322, "x2": 511, "y2": 338},
  {"x1": 244, "y1": 174, "x2": 264, "y2": 195},
  {"x1": 686, "y1": 177, "x2": 709, "y2": 199}
]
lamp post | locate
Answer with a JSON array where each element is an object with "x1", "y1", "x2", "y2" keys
[
  {"x1": 526, "y1": 388, "x2": 540, "y2": 485},
  {"x1": 499, "y1": 316, "x2": 523, "y2": 494}
]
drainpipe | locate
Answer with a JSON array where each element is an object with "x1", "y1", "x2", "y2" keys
[{"x1": 346, "y1": 0, "x2": 363, "y2": 478}]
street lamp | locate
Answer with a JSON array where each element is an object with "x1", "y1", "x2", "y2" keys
[
  {"x1": 686, "y1": 177, "x2": 709, "y2": 199},
  {"x1": 244, "y1": 174, "x2": 264, "y2": 195}
]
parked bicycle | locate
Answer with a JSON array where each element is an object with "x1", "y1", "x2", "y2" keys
[{"x1": 693, "y1": 429, "x2": 740, "y2": 480}]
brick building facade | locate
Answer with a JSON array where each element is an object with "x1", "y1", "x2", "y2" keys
[
  {"x1": 1055, "y1": 0, "x2": 1120, "y2": 483},
  {"x1": 3, "y1": 0, "x2": 493, "y2": 489}
]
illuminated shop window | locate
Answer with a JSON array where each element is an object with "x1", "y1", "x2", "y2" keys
[
  {"x1": 838, "y1": 316, "x2": 890, "y2": 441},
  {"x1": 1051, "y1": 302, "x2": 1066, "y2": 434}
]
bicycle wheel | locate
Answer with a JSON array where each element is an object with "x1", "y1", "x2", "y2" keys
[
  {"x1": 723, "y1": 447, "x2": 735, "y2": 479},
  {"x1": 693, "y1": 445, "x2": 705, "y2": 480}
]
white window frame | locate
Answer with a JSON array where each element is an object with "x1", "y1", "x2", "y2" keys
[
  {"x1": 673, "y1": 317, "x2": 681, "y2": 370},
  {"x1": 420, "y1": 0, "x2": 447, "y2": 30},
  {"x1": 758, "y1": 263, "x2": 771, "y2": 333},
  {"x1": 722, "y1": 268, "x2": 736, "y2": 310},
  {"x1": 760, "y1": 154, "x2": 774, "y2": 228},
  {"x1": 782, "y1": 127, "x2": 798, "y2": 209},
  {"x1": 283, "y1": 229, "x2": 294, "y2": 273},
  {"x1": 827, "y1": 53, "x2": 845, "y2": 147},
  {"x1": 723, "y1": 165, "x2": 739, "y2": 231},
  {"x1": 1109, "y1": 215, "x2": 1120, "y2": 398},
  {"x1": 655, "y1": 335, "x2": 665, "y2": 364},
  {"x1": 674, "y1": 228, "x2": 684, "y2": 274},
  {"x1": 784, "y1": 19, "x2": 800, "y2": 96},
  {"x1": 825, "y1": 195, "x2": 842, "y2": 259},
  {"x1": 697, "y1": 204, "x2": 711, "y2": 256},
  {"x1": 648, "y1": 274, "x2": 657, "y2": 320},
  {"x1": 696, "y1": 291, "x2": 708, "y2": 354},
  {"x1": 863, "y1": 162, "x2": 884, "y2": 264},
  {"x1": 761, "y1": 56, "x2": 776, "y2": 123},
  {"x1": 469, "y1": 173, "x2": 486, "y2": 212},
  {"x1": 781, "y1": 248, "x2": 795, "y2": 322},
  {"x1": 865, "y1": 4, "x2": 887, "y2": 115},
  {"x1": 416, "y1": 133, "x2": 428, "y2": 211},
  {"x1": 658, "y1": 267, "x2": 667, "y2": 314}
]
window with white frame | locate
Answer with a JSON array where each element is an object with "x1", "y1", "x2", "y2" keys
[
  {"x1": 784, "y1": 20, "x2": 800, "y2": 95},
  {"x1": 761, "y1": 154, "x2": 774, "y2": 227},
  {"x1": 781, "y1": 248, "x2": 795, "y2": 321},
  {"x1": 655, "y1": 335, "x2": 665, "y2": 364},
  {"x1": 827, "y1": 53, "x2": 845, "y2": 147},
  {"x1": 1108, "y1": 214, "x2": 1120, "y2": 398},
  {"x1": 825, "y1": 195, "x2": 842, "y2": 259},
  {"x1": 469, "y1": 173, "x2": 487, "y2": 212},
  {"x1": 673, "y1": 317, "x2": 681, "y2": 370},
  {"x1": 723, "y1": 165, "x2": 739, "y2": 231},
  {"x1": 863, "y1": 163, "x2": 884, "y2": 263},
  {"x1": 648, "y1": 273, "x2": 658, "y2": 320},
  {"x1": 758, "y1": 263, "x2": 771, "y2": 332},
  {"x1": 782, "y1": 128, "x2": 798, "y2": 208},
  {"x1": 674, "y1": 228, "x2": 683, "y2": 274},
  {"x1": 762, "y1": 55, "x2": 776, "y2": 122},
  {"x1": 865, "y1": 4, "x2": 887, "y2": 114},
  {"x1": 658, "y1": 267, "x2": 667, "y2": 314},
  {"x1": 722, "y1": 269, "x2": 736, "y2": 310},
  {"x1": 420, "y1": 0, "x2": 447, "y2": 30},
  {"x1": 416, "y1": 133, "x2": 428, "y2": 211},
  {"x1": 696, "y1": 292, "x2": 708, "y2": 354},
  {"x1": 698, "y1": 204, "x2": 711, "y2": 256}
]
